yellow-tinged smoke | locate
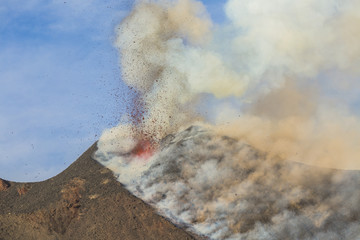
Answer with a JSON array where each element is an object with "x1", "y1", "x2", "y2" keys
[{"x1": 114, "y1": 0, "x2": 360, "y2": 169}]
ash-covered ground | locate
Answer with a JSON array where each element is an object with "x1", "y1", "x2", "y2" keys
[{"x1": 95, "y1": 125, "x2": 360, "y2": 240}]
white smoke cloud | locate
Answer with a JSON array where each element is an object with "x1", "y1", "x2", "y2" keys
[
  {"x1": 225, "y1": 0, "x2": 360, "y2": 76},
  {"x1": 111, "y1": 0, "x2": 360, "y2": 169}
]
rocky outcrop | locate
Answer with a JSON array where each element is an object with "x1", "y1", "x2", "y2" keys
[{"x1": 0, "y1": 179, "x2": 10, "y2": 192}]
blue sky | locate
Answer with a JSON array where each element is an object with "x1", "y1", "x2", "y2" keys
[{"x1": 0, "y1": 0, "x2": 225, "y2": 181}]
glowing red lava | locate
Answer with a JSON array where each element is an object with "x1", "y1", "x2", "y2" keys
[
  {"x1": 126, "y1": 87, "x2": 157, "y2": 160},
  {"x1": 131, "y1": 140, "x2": 154, "y2": 159}
]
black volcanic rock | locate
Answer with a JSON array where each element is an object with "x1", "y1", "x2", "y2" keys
[{"x1": 0, "y1": 143, "x2": 201, "y2": 240}]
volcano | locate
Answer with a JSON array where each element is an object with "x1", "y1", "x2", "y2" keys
[
  {"x1": 1, "y1": 126, "x2": 360, "y2": 240},
  {"x1": 0, "y1": 143, "x2": 202, "y2": 240}
]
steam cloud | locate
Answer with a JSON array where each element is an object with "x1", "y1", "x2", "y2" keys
[{"x1": 95, "y1": 0, "x2": 360, "y2": 239}]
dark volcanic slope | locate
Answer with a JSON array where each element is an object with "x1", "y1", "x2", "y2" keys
[{"x1": 0, "y1": 143, "x2": 200, "y2": 240}]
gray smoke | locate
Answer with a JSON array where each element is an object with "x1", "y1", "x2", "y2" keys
[{"x1": 95, "y1": 126, "x2": 360, "y2": 239}]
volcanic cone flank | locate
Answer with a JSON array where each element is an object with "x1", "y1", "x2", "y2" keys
[{"x1": 0, "y1": 143, "x2": 201, "y2": 240}]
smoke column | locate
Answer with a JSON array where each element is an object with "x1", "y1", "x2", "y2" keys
[
  {"x1": 115, "y1": 0, "x2": 212, "y2": 145},
  {"x1": 95, "y1": 0, "x2": 360, "y2": 239}
]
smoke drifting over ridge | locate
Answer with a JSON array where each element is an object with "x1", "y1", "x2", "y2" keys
[
  {"x1": 96, "y1": 126, "x2": 360, "y2": 239},
  {"x1": 95, "y1": 0, "x2": 360, "y2": 239}
]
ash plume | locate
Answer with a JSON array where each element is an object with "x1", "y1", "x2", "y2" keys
[
  {"x1": 110, "y1": 0, "x2": 360, "y2": 169},
  {"x1": 116, "y1": 0, "x2": 213, "y2": 143},
  {"x1": 95, "y1": 0, "x2": 360, "y2": 239}
]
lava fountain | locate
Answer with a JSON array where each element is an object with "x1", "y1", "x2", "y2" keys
[
  {"x1": 127, "y1": 87, "x2": 157, "y2": 159},
  {"x1": 130, "y1": 139, "x2": 154, "y2": 159}
]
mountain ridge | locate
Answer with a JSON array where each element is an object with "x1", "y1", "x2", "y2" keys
[{"x1": 0, "y1": 143, "x2": 203, "y2": 240}]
